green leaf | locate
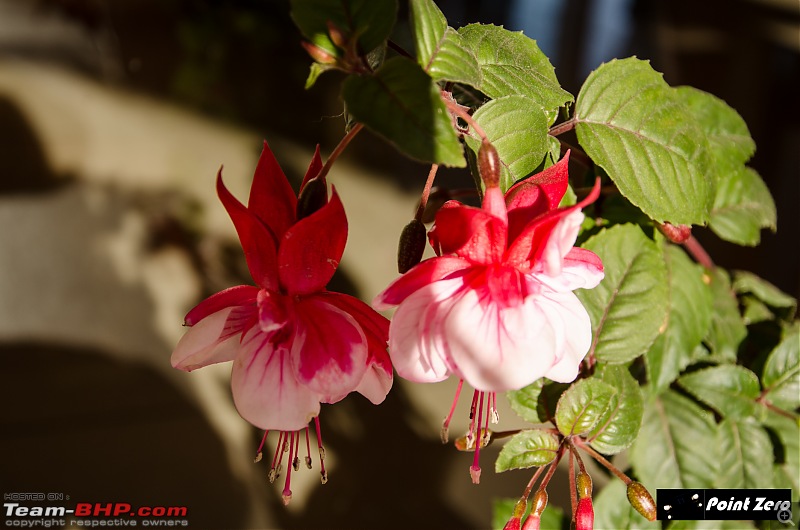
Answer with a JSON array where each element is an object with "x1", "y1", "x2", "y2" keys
[
  {"x1": 291, "y1": 0, "x2": 397, "y2": 56},
  {"x1": 762, "y1": 326, "x2": 800, "y2": 411},
  {"x1": 458, "y1": 24, "x2": 573, "y2": 115},
  {"x1": 630, "y1": 390, "x2": 717, "y2": 489},
  {"x1": 741, "y1": 295, "x2": 775, "y2": 325},
  {"x1": 586, "y1": 365, "x2": 644, "y2": 454},
  {"x1": 409, "y1": 0, "x2": 480, "y2": 85},
  {"x1": 678, "y1": 365, "x2": 762, "y2": 420},
  {"x1": 733, "y1": 270, "x2": 797, "y2": 319},
  {"x1": 704, "y1": 269, "x2": 746, "y2": 362},
  {"x1": 495, "y1": 429, "x2": 561, "y2": 472},
  {"x1": 507, "y1": 379, "x2": 570, "y2": 424},
  {"x1": 673, "y1": 86, "x2": 755, "y2": 174},
  {"x1": 463, "y1": 95, "x2": 549, "y2": 192},
  {"x1": 762, "y1": 411, "x2": 800, "y2": 501},
  {"x1": 715, "y1": 418, "x2": 775, "y2": 488},
  {"x1": 593, "y1": 480, "x2": 657, "y2": 530},
  {"x1": 709, "y1": 167, "x2": 776, "y2": 246},
  {"x1": 644, "y1": 244, "x2": 713, "y2": 393},
  {"x1": 555, "y1": 378, "x2": 618, "y2": 436},
  {"x1": 342, "y1": 57, "x2": 464, "y2": 166},
  {"x1": 575, "y1": 58, "x2": 713, "y2": 224},
  {"x1": 575, "y1": 224, "x2": 669, "y2": 364}
]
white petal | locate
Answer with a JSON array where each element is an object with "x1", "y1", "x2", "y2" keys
[
  {"x1": 355, "y1": 362, "x2": 393, "y2": 405},
  {"x1": 171, "y1": 308, "x2": 240, "y2": 371},
  {"x1": 540, "y1": 291, "x2": 593, "y2": 383},
  {"x1": 540, "y1": 210, "x2": 584, "y2": 277},
  {"x1": 231, "y1": 330, "x2": 321, "y2": 431},
  {"x1": 443, "y1": 288, "x2": 558, "y2": 392},
  {"x1": 388, "y1": 278, "x2": 463, "y2": 383}
]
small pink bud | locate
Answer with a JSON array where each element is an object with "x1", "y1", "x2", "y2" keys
[
  {"x1": 326, "y1": 21, "x2": 348, "y2": 49},
  {"x1": 522, "y1": 490, "x2": 548, "y2": 530},
  {"x1": 626, "y1": 481, "x2": 657, "y2": 521},
  {"x1": 657, "y1": 222, "x2": 691, "y2": 243},
  {"x1": 575, "y1": 497, "x2": 594, "y2": 530},
  {"x1": 300, "y1": 41, "x2": 337, "y2": 65},
  {"x1": 503, "y1": 499, "x2": 527, "y2": 530}
]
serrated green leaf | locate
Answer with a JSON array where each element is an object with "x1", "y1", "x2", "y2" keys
[
  {"x1": 458, "y1": 24, "x2": 572, "y2": 115},
  {"x1": 741, "y1": 295, "x2": 775, "y2": 325},
  {"x1": 630, "y1": 390, "x2": 717, "y2": 489},
  {"x1": 555, "y1": 378, "x2": 617, "y2": 436},
  {"x1": 495, "y1": 429, "x2": 561, "y2": 472},
  {"x1": 645, "y1": 244, "x2": 713, "y2": 393},
  {"x1": 709, "y1": 167, "x2": 776, "y2": 246},
  {"x1": 762, "y1": 411, "x2": 800, "y2": 501},
  {"x1": 410, "y1": 0, "x2": 480, "y2": 85},
  {"x1": 291, "y1": 0, "x2": 397, "y2": 56},
  {"x1": 705, "y1": 269, "x2": 746, "y2": 362},
  {"x1": 342, "y1": 57, "x2": 464, "y2": 166},
  {"x1": 463, "y1": 95, "x2": 549, "y2": 192},
  {"x1": 576, "y1": 224, "x2": 669, "y2": 364},
  {"x1": 733, "y1": 270, "x2": 797, "y2": 319},
  {"x1": 593, "y1": 480, "x2": 657, "y2": 530},
  {"x1": 508, "y1": 379, "x2": 571, "y2": 425},
  {"x1": 587, "y1": 365, "x2": 644, "y2": 454},
  {"x1": 575, "y1": 58, "x2": 713, "y2": 224},
  {"x1": 673, "y1": 86, "x2": 755, "y2": 174},
  {"x1": 715, "y1": 418, "x2": 775, "y2": 488},
  {"x1": 762, "y1": 326, "x2": 800, "y2": 410},
  {"x1": 678, "y1": 365, "x2": 762, "y2": 420}
]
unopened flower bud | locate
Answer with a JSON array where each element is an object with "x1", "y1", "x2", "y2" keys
[
  {"x1": 575, "y1": 497, "x2": 594, "y2": 530},
  {"x1": 522, "y1": 490, "x2": 548, "y2": 530},
  {"x1": 478, "y1": 139, "x2": 501, "y2": 189},
  {"x1": 397, "y1": 219, "x2": 427, "y2": 273},
  {"x1": 296, "y1": 176, "x2": 328, "y2": 220},
  {"x1": 503, "y1": 499, "x2": 527, "y2": 530},
  {"x1": 577, "y1": 471, "x2": 593, "y2": 499},
  {"x1": 300, "y1": 41, "x2": 337, "y2": 65},
  {"x1": 327, "y1": 21, "x2": 348, "y2": 49},
  {"x1": 657, "y1": 222, "x2": 691, "y2": 243},
  {"x1": 626, "y1": 481, "x2": 656, "y2": 521}
]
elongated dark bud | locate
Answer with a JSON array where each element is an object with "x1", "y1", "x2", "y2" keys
[
  {"x1": 626, "y1": 481, "x2": 657, "y2": 521},
  {"x1": 397, "y1": 219, "x2": 427, "y2": 273},
  {"x1": 478, "y1": 139, "x2": 501, "y2": 189},
  {"x1": 296, "y1": 177, "x2": 328, "y2": 220},
  {"x1": 657, "y1": 221, "x2": 691, "y2": 243}
]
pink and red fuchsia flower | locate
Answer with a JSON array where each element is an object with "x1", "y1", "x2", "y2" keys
[
  {"x1": 171, "y1": 142, "x2": 392, "y2": 504},
  {"x1": 374, "y1": 152, "x2": 603, "y2": 483}
]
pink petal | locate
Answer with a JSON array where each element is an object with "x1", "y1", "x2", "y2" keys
[
  {"x1": 387, "y1": 278, "x2": 465, "y2": 384},
  {"x1": 429, "y1": 203, "x2": 507, "y2": 264},
  {"x1": 355, "y1": 347, "x2": 394, "y2": 404},
  {"x1": 299, "y1": 145, "x2": 324, "y2": 190},
  {"x1": 539, "y1": 291, "x2": 593, "y2": 383},
  {"x1": 247, "y1": 141, "x2": 297, "y2": 241},
  {"x1": 217, "y1": 169, "x2": 280, "y2": 290},
  {"x1": 278, "y1": 187, "x2": 347, "y2": 295},
  {"x1": 184, "y1": 285, "x2": 259, "y2": 326},
  {"x1": 441, "y1": 282, "x2": 560, "y2": 392},
  {"x1": 171, "y1": 308, "x2": 242, "y2": 371},
  {"x1": 290, "y1": 297, "x2": 368, "y2": 399},
  {"x1": 505, "y1": 178, "x2": 601, "y2": 271},
  {"x1": 373, "y1": 256, "x2": 471, "y2": 310},
  {"x1": 231, "y1": 331, "x2": 321, "y2": 431},
  {"x1": 505, "y1": 152, "x2": 570, "y2": 242}
]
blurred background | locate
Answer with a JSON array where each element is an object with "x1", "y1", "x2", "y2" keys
[{"x1": 0, "y1": 0, "x2": 797, "y2": 528}]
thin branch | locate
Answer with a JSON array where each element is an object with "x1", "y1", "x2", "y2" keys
[
  {"x1": 387, "y1": 39, "x2": 413, "y2": 59},
  {"x1": 573, "y1": 437, "x2": 631, "y2": 485},
  {"x1": 415, "y1": 164, "x2": 439, "y2": 221},
  {"x1": 549, "y1": 118, "x2": 577, "y2": 137},
  {"x1": 441, "y1": 94, "x2": 488, "y2": 140},
  {"x1": 682, "y1": 235, "x2": 715, "y2": 270},
  {"x1": 317, "y1": 123, "x2": 364, "y2": 182}
]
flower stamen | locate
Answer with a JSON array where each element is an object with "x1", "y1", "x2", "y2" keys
[
  {"x1": 315, "y1": 416, "x2": 328, "y2": 485},
  {"x1": 441, "y1": 379, "x2": 464, "y2": 443},
  {"x1": 470, "y1": 391, "x2": 485, "y2": 484}
]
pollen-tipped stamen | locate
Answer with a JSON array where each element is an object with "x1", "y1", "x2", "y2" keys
[
  {"x1": 254, "y1": 430, "x2": 269, "y2": 463},
  {"x1": 304, "y1": 426, "x2": 313, "y2": 469},
  {"x1": 314, "y1": 416, "x2": 328, "y2": 485},
  {"x1": 470, "y1": 391, "x2": 486, "y2": 484},
  {"x1": 269, "y1": 431, "x2": 286, "y2": 483},
  {"x1": 441, "y1": 379, "x2": 464, "y2": 444},
  {"x1": 282, "y1": 431, "x2": 296, "y2": 506}
]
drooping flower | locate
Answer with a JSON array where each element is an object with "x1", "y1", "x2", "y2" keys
[
  {"x1": 172, "y1": 141, "x2": 392, "y2": 503},
  {"x1": 374, "y1": 150, "x2": 603, "y2": 482}
]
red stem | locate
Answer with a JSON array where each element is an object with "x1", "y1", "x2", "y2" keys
[
  {"x1": 441, "y1": 95, "x2": 488, "y2": 140},
  {"x1": 682, "y1": 235, "x2": 715, "y2": 270},
  {"x1": 317, "y1": 123, "x2": 364, "y2": 182},
  {"x1": 573, "y1": 438, "x2": 631, "y2": 485},
  {"x1": 549, "y1": 118, "x2": 577, "y2": 136},
  {"x1": 415, "y1": 164, "x2": 439, "y2": 221}
]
